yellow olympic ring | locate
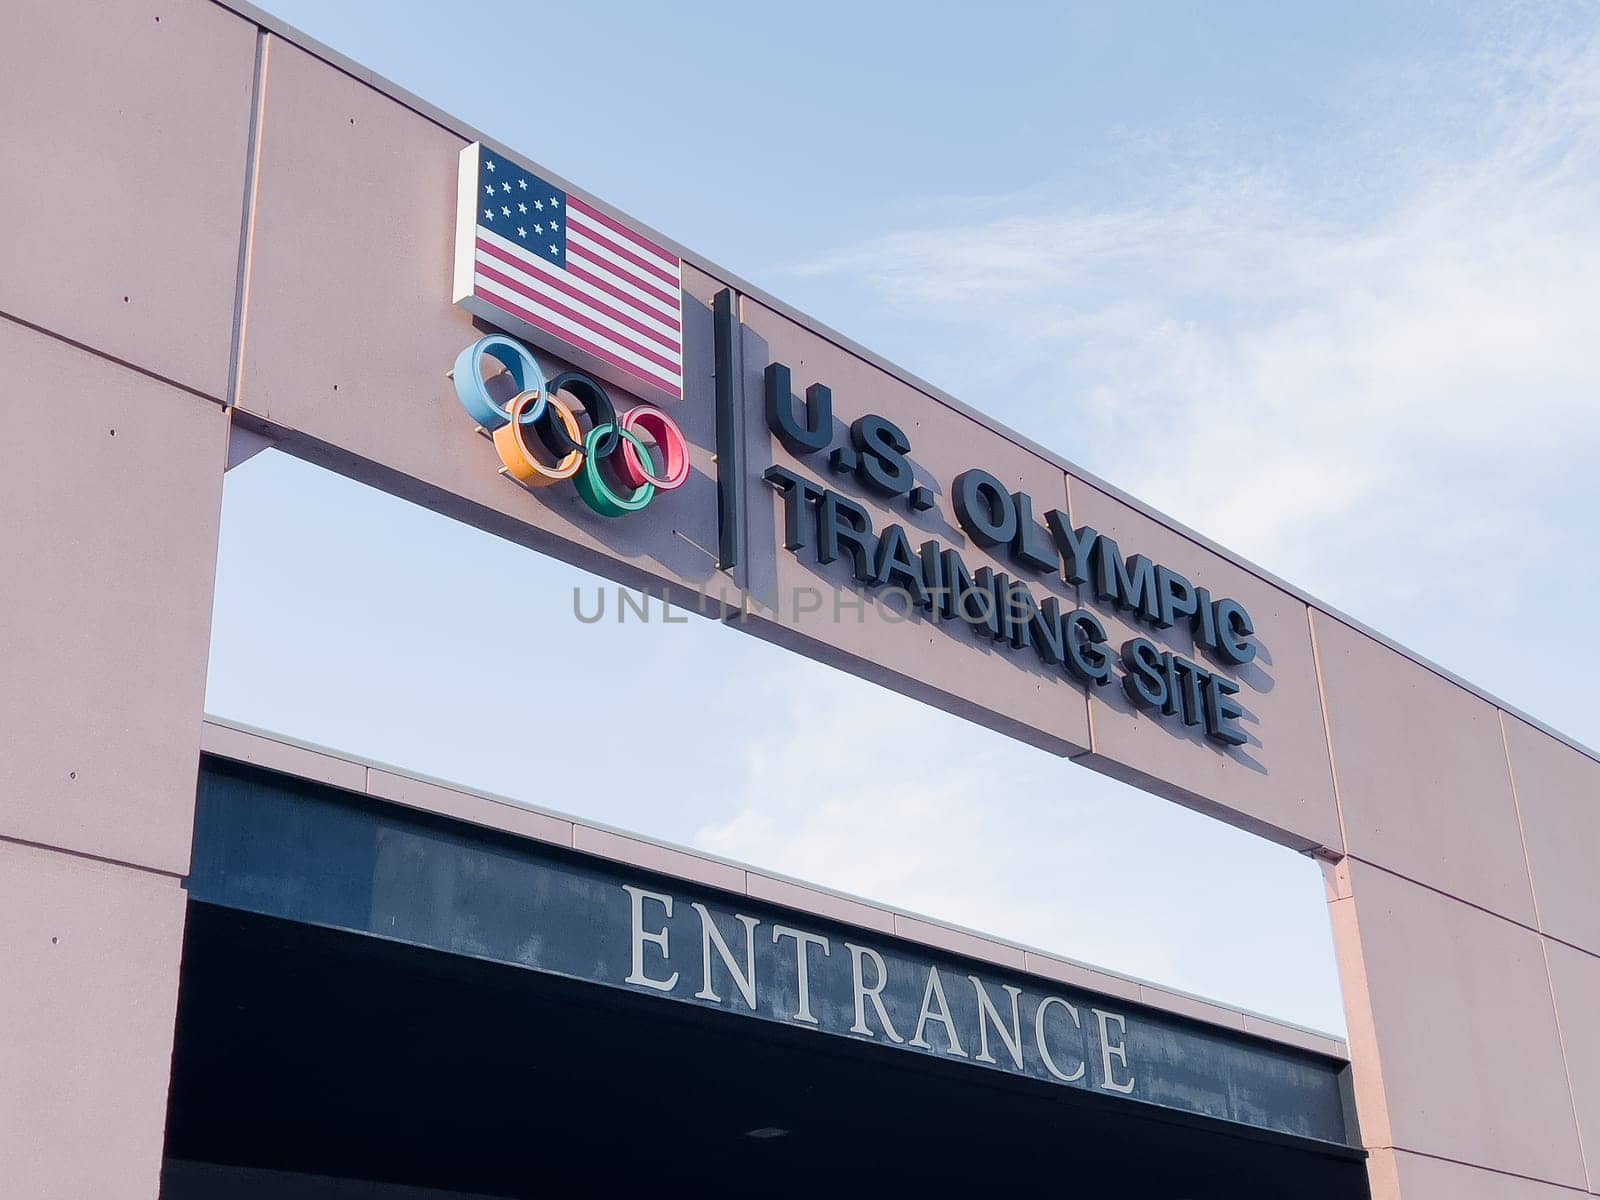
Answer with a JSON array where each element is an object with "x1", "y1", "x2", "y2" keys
[{"x1": 492, "y1": 390, "x2": 584, "y2": 487}]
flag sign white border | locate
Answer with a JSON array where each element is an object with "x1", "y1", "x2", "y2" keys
[{"x1": 452, "y1": 142, "x2": 685, "y2": 405}]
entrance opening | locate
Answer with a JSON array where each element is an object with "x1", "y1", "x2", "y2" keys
[
  {"x1": 163, "y1": 902, "x2": 1368, "y2": 1198},
  {"x1": 209, "y1": 449, "x2": 1347, "y2": 1036}
]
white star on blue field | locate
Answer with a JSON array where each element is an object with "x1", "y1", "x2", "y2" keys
[{"x1": 478, "y1": 149, "x2": 566, "y2": 266}]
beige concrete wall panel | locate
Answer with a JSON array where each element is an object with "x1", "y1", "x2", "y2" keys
[
  {"x1": 1546, "y1": 940, "x2": 1600, "y2": 1193},
  {"x1": 1068, "y1": 477, "x2": 1343, "y2": 853},
  {"x1": 1504, "y1": 715, "x2": 1600, "y2": 955},
  {"x1": 1367, "y1": 1149, "x2": 1591, "y2": 1200},
  {"x1": 736, "y1": 297, "x2": 1091, "y2": 756},
  {"x1": 0, "y1": 0, "x2": 257, "y2": 399},
  {"x1": 0, "y1": 319, "x2": 226, "y2": 874},
  {"x1": 1344, "y1": 860, "x2": 1584, "y2": 1188},
  {"x1": 237, "y1": 40, "x2": 727, "y2": 606},
  {"x1": 0, "y1": 842, "x2": 187, "y2": 1200},
  {"x1": 1313, "y1": 611, "x2": 1536, "y2": 923}
]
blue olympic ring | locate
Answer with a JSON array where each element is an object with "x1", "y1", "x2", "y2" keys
[{"x1": 452, "y1": 335, "x2": 547, "y2": 428}]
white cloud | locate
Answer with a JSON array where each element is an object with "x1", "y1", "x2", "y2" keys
[
  {"x1": 694, "y1": 661, "x2": 1083, "y2": 945},
  {"x1": 791, "y1": 16, "x2": 1600, "y2": 647},
  {"x1": 692, "y1": 659, "x2": 1344, "y2": 1030}
]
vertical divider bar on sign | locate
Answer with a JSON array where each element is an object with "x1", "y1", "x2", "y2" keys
[{"x1": 713, "y1": 288, "x2": 742, "y2": 571}]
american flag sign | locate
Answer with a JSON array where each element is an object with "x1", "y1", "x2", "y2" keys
[{"x1": 452, "y1": 143, "x2": 684, "y2": 403}]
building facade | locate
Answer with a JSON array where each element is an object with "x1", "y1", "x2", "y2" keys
[{"x1": 3, "y1": 1, "x2": 1598, "y2": 1196}]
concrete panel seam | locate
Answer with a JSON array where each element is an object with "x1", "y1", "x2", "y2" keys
[
  {"x1": 1060, "y1": 466, "x2": 1101, "y2": 764},
  {"x1": 1502, "y1": 709, "x2": 1553, "y2": 935},
  {"x1": 1071, "y1": 698, "x2": 1099, "y2": 763},
  {"x1": 213, "y1": 3, "x2": 465, "y2": 144},
  {"x1": 1388, "y1": 1145, "x2": 1595, "y2": 1194},
  {"x1": 0, "y1": 309, "x2": 224, "y2": 409},
  {"x1": 1539, "y1": 930, "x2": 1596, "y2": 1190},
  {"x1": 226, "y1": 29, "x2": 270, "y2": 409},
  {"x1": 1543, "y1": 933, "x2": 1600, "y2": 967},
  {"x1": 1346, "y1": 854, "x2": 1547, "y2": 937},
  {"x1": 1306, "y1": 605, "x2": 1352, "y2": 856},
  {"x1": 199, "y1": 0, "x2": 1600, "y2": 774},
  {"x1": 0, "y1": 833, "x2": 186, "y2": 883}
]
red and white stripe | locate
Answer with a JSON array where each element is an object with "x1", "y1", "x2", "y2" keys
[{"x1": 471, "y1": 197, "x2": 683, "y2": 401}]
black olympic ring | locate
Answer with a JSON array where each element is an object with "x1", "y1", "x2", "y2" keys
[{"x1": 539, "y1": 370, "x2": 620, "y2": 460}]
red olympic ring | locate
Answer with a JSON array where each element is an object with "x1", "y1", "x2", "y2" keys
[{"x1": 614, "y1": 406, "x2": 690, "y2": 492}]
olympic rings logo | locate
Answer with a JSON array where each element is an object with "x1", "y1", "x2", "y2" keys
[{"x1": 451, "y1": 335, "x2": 690, "y2": 518}]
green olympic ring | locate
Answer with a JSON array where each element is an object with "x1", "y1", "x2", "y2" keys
[{"x1": 572, "y1": 423, "x2": 657, "y2": 517}]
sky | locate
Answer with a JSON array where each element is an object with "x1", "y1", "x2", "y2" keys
[{"x1": 208, "y1": 0, "x2": 1600, "y2": 1035}]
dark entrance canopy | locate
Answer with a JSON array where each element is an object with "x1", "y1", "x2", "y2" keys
[{"x1": 161, "y1": 761, "x2": 1369, "y2": 1199}]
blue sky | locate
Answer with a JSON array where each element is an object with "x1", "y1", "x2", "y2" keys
[{"x1": 209, "y1": 0, "x2": 1600, "y2": 1034}]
